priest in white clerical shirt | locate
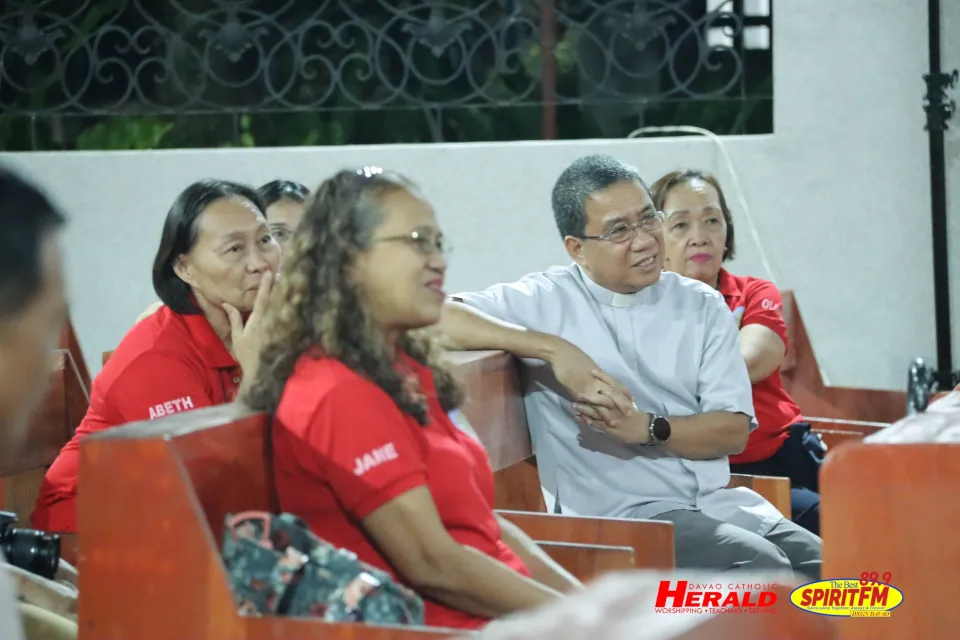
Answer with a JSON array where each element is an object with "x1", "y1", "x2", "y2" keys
[{"x1": 438, "y1": 154, "x2": 821, "y2": 580}]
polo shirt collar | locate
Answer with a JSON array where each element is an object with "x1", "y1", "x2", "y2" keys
[
  {"x1": 716, "y1": 268, "x2": 741, "y2": 301},
  {"x1": 182, "y1": 312, "x2": 239, "y2": 369},
  {"x1": 575, "y1": 263, "x2": 662, "y2": 308}
]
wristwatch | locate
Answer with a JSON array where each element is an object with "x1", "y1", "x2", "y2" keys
[{"x1": 648, "y1": 414, "x2": 671, "y2": 444}]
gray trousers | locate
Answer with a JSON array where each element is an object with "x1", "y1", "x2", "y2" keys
[{"x1": 650, "y1": 510, "x2": 822, "y2": 582}]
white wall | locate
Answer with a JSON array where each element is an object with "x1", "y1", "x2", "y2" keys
[{"x1": 0, "y1": 0, "x2": 941, "y2": 391}]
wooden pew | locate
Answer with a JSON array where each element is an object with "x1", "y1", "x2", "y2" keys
[
  {"x1": 781, "y1": 291, "x2": 907, "y2": 424},
  {"x1": 446, "y1": 350, "x2": 792, "y2": 557},
  {"x1": 821, "y1": 391, "x2": 960, "y2": 640},
  {"x1": 807, "y1": 417, "x2": 886, "y2": 451},
  {"x1": 76, "y1": 403, "x2": 654, "y2": 639},
  {"x1": 78, "y1": 404, "x2": 835, "y2": 639},
  {"x1": 60, "y1": 318, "x2": 91, "y2": 393},
  {"x1": 726, "y1": 473, "x2": 791, "y2": 515},
  {"x1": 0, "y1": 348, "x2": 84, "y2": 563}
]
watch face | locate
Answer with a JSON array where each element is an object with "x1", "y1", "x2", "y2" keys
[{"x1": 653, "y1": 416, "x2": 671, "y2": 442}]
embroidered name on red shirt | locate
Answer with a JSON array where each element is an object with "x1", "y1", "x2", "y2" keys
[
  {"x1": 148, "y1": 396, "x2": 195, "y2": 419},
  {"x1": 760, "y1": 298, "x2": 781, "y2": 312},
  {"x1": 353, "y1": 443, "x2": 399, "y2": 476}
]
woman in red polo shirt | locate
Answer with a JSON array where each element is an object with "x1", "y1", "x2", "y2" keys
[
  {"x1": 653, "y1": 169, "x2": 822, "y2": 535},
  {"x1": 134, "y1": 178, "x2": 310, "y2": 322},
  {"x1": 242, "y1": 167, "x2": 579, "y2": 629},
  {"x1": 258, "y1": 179, "x2": 310, "y2": 251},
  {"x1": 31, "y1": 179, "x2": 280, "y2": 533}
]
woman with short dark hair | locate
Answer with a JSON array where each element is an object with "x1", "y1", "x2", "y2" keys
[
  {"x1": 243, "y1": 167, "x2": 577, "y2": 630},
  {"x1": 653, "y1": 169, "x2": 821, "y2": 535},
  {"x1": 32, "y1": 179, "x2": 279, "y2": 533},
  {"x1": 257, "y1": 179, "x2": 310, "y2": 249},
  {"x1": 134, "y1": 179, "x2": 310, "y2": 323}
]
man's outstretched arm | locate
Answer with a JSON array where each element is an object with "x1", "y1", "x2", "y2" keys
[
  {"x1": 437, "y1": 300, "x2": 558, "y2": 359},
  {"x1": 438, "y1": 301, "x2": 634, "y2": 407}
]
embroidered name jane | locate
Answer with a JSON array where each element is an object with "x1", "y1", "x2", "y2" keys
[{"x1": 354, "y1": 443, "x2": 399, "y2": 476}]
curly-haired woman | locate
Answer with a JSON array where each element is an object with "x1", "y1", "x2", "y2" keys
[{"x1": 243, "y1": 167, "x2": 579, "y2": 630}]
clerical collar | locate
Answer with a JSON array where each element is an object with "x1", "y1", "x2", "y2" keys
[{"x1": 574, "y1": 263, "x2": 661, "y2": 308}]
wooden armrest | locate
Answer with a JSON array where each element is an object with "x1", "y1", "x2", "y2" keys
[
  {"x1": 728, "y1": 474, "x2": 791, "y2": 518},
  {"x1": 806, "y1": 417, "x2": 888, "y2": 431},
  {"x1": 533, "y1": 541, "x2": 634, "y2": 583},
  {"x1": 496, "y1": 510, "x2": 674, "y2": 570},
  {"x1": 807, "y1": 417, "x2": 887, "y2": 451}
]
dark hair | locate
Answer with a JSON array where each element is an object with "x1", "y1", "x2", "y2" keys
[
  {"x1": 244, "y1": 168, "x2": 463, "y2": 424},
  {"x1": 152, "y1": 179, "x2": 266, "y2": 314},
  {"x1": 257, "y1": 180, "x2": 310, "y2": 209},
  {"x1": 0, "y1": 166, "x2": 66, "y2": 318},
  {"x1": 551, "y1": 154, "x2": 651, "y2": 238},
  {"x1": 651, "y1": 169, "x2": 736, "y2": 261}
]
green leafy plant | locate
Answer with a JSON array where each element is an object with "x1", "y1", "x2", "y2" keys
[{"x1": 75, "y1": 117, "x2": 174, "y2": 150}]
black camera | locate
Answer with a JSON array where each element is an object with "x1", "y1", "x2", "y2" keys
[{"x1": 0, "y1": 511, "x2": 60, "y2": 580}]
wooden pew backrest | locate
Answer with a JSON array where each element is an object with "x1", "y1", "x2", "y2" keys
[
  {"x1": 821, "y1": 391, "x2": 960, "y2": 640},
  {"x1": 498, "y1": 510, "x2": 674, "y2": 571},
  {"x1": 59, "y1": 318, "x2": 91, "y2": 391},
  {"x1": 808, "y1": 417, "x2": 887, "y2": 452},
  {"x1": 445, "y1": 350, "x2": 546, "y2": 513},
  {"x1": 534, "y1": 541, "x2": 634, "y2": 582},
  {"x1": 78, "y1": 400, "x2": 655, "y2": 637},
  {"x1": 172, "y1": 411, "x2": 279, "y2": 547},
  {"x1": 0, "y1": 349, "x2": 87, "y2": 530},
  {"x1": 727, "y1": 474, "x2": 791, "y2": 517},
  {"x1": 780, "y1": 291, "x2": 907, "y2": 423},
  {"x1": 78, "y1": 403, "x2": 453, "y2": 639}
]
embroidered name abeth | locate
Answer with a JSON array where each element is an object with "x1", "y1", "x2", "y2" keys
[
  {"x1": 148, "y1": 396, "x2": 195, "y2": 420},
  {"x1": 353, "y1": 443, "x2": 399, "y2": 476}
]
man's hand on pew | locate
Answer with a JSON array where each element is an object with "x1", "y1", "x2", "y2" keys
[
  {"x1": 5, "y1": 562, "x2": 77, "y2": 621},
  {"x1": 495, "y1": 514, "x2": 584, "y2": 594}
]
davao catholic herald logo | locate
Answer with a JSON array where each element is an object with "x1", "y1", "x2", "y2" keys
[{"x1": 655, "y1": 580, "x2": 778, "y2": 614}]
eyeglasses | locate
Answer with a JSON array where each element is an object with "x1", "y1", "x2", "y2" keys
[
  {"x1": 579, "y1": 211, "x2": 665, "y2": 244},
  {"x1": 373, "y1": 231, "x2": 451, "y2": 256}
]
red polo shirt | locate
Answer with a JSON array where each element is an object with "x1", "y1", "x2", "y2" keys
[
  {"x1": 718, "y1": 270, "x2": 803, "y2": 464},
  {"x1": 31, "y1": 306, "x2": 241, "y2": 533},
  {"x1": 272, "y1": 353, "x2": 530, "y2": 630}
]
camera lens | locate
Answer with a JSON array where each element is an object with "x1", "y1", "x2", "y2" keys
[{"x1": 0, "y1": 529, "x2": 61, "y2": 581}]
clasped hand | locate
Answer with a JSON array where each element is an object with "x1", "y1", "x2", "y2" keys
[
  {"x1": 571, "y1": 370, "x2": 651, "y2": 446},
  {"x1": 546, "y1": 339, "x2": 650, "y2": 445}
]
